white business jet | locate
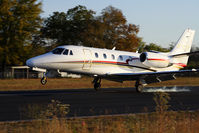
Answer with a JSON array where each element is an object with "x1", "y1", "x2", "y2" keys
[{"x1": 26, "y1": 29, "x2": 199, "y2": 92}]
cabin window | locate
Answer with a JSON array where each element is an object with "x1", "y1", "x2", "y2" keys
[
  {"x1": 111, "y1": 54, "x2": 115, "y2": 60},
  {"x1": 69, "y1": 50, "x2": 73, "y2": 55},
  {"x1": 119, "y1": 55, "x2": 123, "y2": 61},
  {"x1": 63, "y1": 49, "x2": 69, "y2": 55},
  {"x1": 95, "y1": 53, "x2": 99, "y2": 58},
  {"x1": 103, "y1": 54, "x2": 107, "y2": 59},
  {"x1": 52, "y1": 48, "x2": 65, "y2": 55}
]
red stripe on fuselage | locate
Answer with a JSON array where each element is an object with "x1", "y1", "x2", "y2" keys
[
  {"x1": 147, "y1": 59, "x2": 186, "y2": 67},
  {"x1": 66, "y1": 60, "x2": 128, "y2": 65},
  {"x1": 93, "y1": 60, "x2": 127, "y2": 64},
  {"x1": 175, "y1": 63, "x2": 187, "y2": 67},
  {"x1": 147, "y1": 58, "x2": 168, "y2": 61}
]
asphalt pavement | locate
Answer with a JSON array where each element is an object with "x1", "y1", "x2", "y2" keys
[{"x1": 0, "y1": 86, "x2": 199, "y2": 121}]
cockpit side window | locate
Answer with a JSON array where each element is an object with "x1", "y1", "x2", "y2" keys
[
  {"x1": 119, "y1": 55, "x2": 123, "y2": 61},
  {"x1": 63, "y1": 49, "x2": 69, "y2": 55},
  {"x1": 52, "y1": 48, "x2": 65, "y2": 55},
  {"x1": 70, "y1": 50, "x2": 73, "y2": 55}
]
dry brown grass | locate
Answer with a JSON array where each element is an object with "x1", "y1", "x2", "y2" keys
[
  {"x1": 0, "y1": 77, "x2": 199, "y2": 91},
  {"x1": 0, "y1": 77, "x2": 132, "y2": 91},
  {"x1": 1, "y1": 111, "x2": 199, "y2": 133}
]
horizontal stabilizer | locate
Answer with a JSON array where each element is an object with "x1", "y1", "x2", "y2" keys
[{"x1": 170, "y1": 51, "x2": 199, "y2": 58}]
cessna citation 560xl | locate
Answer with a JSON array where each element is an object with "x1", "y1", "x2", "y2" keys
[{"x1": 26, "y1": 29, "x2": 199, "y2": 92}]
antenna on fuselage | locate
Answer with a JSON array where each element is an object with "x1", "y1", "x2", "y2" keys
[{"x1": 112, "y1": 47, "x2": 116, "y2": 50}]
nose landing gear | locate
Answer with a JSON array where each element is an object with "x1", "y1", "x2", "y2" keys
[
  {"x1": 41, "y1": 77, "x2": 47, "y2": 85},
  {"x1": 41, "y1": 73, "x2": 47, "y2": 85}
]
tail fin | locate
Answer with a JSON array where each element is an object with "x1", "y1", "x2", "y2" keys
[{"x1": 169, "y1": 29, "x2": 195, "y2": 65}]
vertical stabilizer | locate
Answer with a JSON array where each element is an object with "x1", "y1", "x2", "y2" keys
[{"x1": 170, "y1": 29, "x2": 195, "y2": 65}]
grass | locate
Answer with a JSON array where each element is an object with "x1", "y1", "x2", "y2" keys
[
  {"x1": 1, "y1": 109, "x2": 199, "y2": 133},
  {"x1": 0, "y1": 77, "x2": 199, "y2": 91}
]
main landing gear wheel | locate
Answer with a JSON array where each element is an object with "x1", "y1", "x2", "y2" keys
[
  {"x1": 41, "y1": 77, "x2": 47, "y2": 85},
  {"x1": 135, "y1": 80, "x2": 144, "y2": 93},
  {"x1": 136, "y1": 84, "x2": 144, "y2": 93},
  {"x1": 93, "y1": 77, "x2": 101, "y2": 91},
  {"x1": 94, "y1": 82, "x2": 101, "y2": 91}
]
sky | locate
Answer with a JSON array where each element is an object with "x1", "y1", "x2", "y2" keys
[{"x1": 41, "y1": 0, "x2": 199, "y2": 48}]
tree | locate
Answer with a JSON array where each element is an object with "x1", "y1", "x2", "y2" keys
[
  {"x1": 0, "y1": 0, "x2": 42, "y2": 74},
  {"x1": 138, "y1": 43, "x2": 169, "y2": 53},
  {"x1": 98, "y1": 6, "x2": 141, "y2": 51},
  {"x1": 41, "y1": 5, "x2": 141, "y2": 51},
  {"x1": 41, "y1": 5, "x2": 95, "y2": 47},
  {"x1": 80, "y1": 19, "x2": 106, "y2": 48}
]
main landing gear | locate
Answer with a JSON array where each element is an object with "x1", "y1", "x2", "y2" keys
[
  {"x1": 135, "y1": 80, "x2": 145, "y2": 93},
  {"x1": 92, "y1": 77, "x2": 101, "y2": 91}
]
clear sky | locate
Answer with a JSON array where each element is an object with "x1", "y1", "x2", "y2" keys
[{"x1": 41, "y1": 0, "x2": 199, "y2": 48}]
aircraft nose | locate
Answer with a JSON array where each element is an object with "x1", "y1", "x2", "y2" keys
[
  {"x1": 26, "y1": 58, "x2": 34, "y2": 67},
  {"x1": 26, "y1": 53, "x2": 51, "y2": 68}
]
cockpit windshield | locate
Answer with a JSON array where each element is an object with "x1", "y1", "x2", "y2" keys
[{"x1": 52, "y1": 48, "x2": 65, "y2": 55}]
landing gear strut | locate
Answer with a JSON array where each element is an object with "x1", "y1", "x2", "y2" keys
[
  {"x1": 92, "y1": 77, "x2": 101, "y2": 91},
  {"x1": 135, "y1": 80, "x2": 144, "y2": 93}
]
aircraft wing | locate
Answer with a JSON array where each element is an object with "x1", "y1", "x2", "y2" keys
[{"x1": 106, "y1": 69, "x2": 199, "y2": 84}]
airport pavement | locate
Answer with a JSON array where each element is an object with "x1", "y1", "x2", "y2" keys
[{"x1": 0, "y1": 86, "x2": 199, "y2": 121}]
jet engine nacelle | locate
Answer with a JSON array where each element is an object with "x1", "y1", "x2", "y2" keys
[{"x1": 139, "y1": 52, "x2": 170, "y2": 68}]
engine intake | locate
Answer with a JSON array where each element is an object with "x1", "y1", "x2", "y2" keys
[{"x1": 140, "y1": 53, "x2": 147, "y2": 62}]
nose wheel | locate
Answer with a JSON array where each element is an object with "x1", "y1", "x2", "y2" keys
[
  {"x1": 41, "y1": 77, "x2": 47, "y2": 85},
  {"x1": 92, "y1": 77, "x2": 101, "y2": 91}
]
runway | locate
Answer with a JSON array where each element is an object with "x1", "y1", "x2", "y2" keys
[{"x1": 0, "y1": 86, "x2": 199, "y2": 121}]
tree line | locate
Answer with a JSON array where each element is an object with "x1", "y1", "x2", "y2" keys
[{"x1": 0, "y1": 0, "x2": 199, "y2": 74}]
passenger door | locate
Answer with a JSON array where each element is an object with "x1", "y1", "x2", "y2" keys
[{"x1": 83, "y1": 49, "x2": 92, "y2": 70}]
